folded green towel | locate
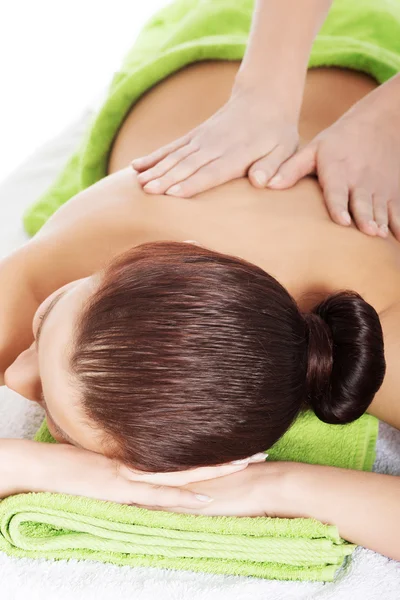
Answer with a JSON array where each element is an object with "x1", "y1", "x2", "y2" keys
[
  {"x1": 0, "y1": 490, "x2": 354, "y2": 582},
  {"x1": 11, "y1": 0, "x2": 399, "y2": 582},
  {"x1": 0, "y1": 411, "x2": 375, "y2": 582}
]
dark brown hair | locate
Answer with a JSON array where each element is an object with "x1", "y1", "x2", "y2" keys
[{"x1": 70, "y1": 242, "x2": 385, "y2": 472}]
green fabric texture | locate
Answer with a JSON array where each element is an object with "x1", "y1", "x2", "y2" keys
[
  {"x1": 23, "y1": 0, "x2": 400, "y2": 235},
  {"x1": 10, "y1": 0, "x2": 398, "y2": 582},
  {"x1": 0, "y1": 412, "x2": 375, "y2": 581},
  {"x1": 0, "y1": 489, "x2": 354, "y2": 583}
]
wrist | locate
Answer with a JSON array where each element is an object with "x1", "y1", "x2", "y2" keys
[
  {"x1": 232, "y1": 69, "x2": 304, "y2": 122},
  {"x1": 268, "y1": 462, "x2": 329, "y2": 520}
]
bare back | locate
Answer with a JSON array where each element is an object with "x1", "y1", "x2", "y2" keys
[
  {"x1": 31, "y1": 62, "x2": 400, "y2": 427},
  {"x1": 107, "y1": 62, "x2": 400, "y2": 313}
]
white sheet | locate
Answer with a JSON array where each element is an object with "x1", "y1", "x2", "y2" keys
[{"x1": 0, "y1": 115, "x2": 399, "y2": 600}]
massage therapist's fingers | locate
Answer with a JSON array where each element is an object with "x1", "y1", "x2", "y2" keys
[
  {"x1": 248, "y1": 144, "x2": 295, "y2": 188},
  {"x1": 164, "y1": 156, "x2": 245, "y2": 198},
  {"x1": 267, "y1": 143, "x2": 317, "y2": 189},
  {"x1": 349, "y1": 187, "x2": 377, "y2": 236},
  {"x1": 373, "y1": 195, "x2": 389, "y2": 238},
  {"x1": 314, "y1": 159, "x2": 351, "y2": 227},
  {"x1": 136, "y1": 142, "x2": 200, "y2": 188},
  {"x1": 388, "y1": 199, "x2": 400, "y2": 241},
  {"x1": 132, "y1": 134, "x2": 192, "y2": 173},
  {"x1": 144, "y1": 150, "x2": 220, "y2": 196}
]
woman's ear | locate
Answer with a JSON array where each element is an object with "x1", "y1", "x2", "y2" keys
[{"x1": 4, "y1": 343, "x2": 42, "y2": 402}]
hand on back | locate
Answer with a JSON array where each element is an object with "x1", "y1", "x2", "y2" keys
[
  {"x1": 132, "y1": 84, "x2": 299, "y2": 198},
  {"x1": 268, "y1": 97, "x2": 400, "y2": 241},
  {"x1": 133, "y1": 80, "x2": 400, "y2": 241}
]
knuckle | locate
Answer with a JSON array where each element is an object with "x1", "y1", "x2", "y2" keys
[
  {"x1": 352, "y1": 188, "x2": 372, "y2": 205},
  {"x1": 325, "y1": 188, "x2": 347, "y2": 204}
]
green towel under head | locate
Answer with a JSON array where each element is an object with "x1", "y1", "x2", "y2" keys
[
  {"x1": 10, "y1": 0, "x2": 400, "y2": 582},
  {"x1": 0, "y1": 410, "x2": 376, "y2": 582}
]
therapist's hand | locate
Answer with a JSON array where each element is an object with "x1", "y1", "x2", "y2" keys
[
  {"x1": 267, "y1": 87, "x2": 400, "y2": 241},
  {"x1": 132, "y1": 84, "x2": 299, "y2": 197}
]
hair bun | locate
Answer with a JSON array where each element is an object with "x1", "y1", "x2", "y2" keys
[{"x1": 304, "y1": 291, "x2": 385, "y2": 425}]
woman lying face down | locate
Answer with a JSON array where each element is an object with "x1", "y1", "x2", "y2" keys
[{"x1": 4, "y1": 241, "x2": 385, "y2": 473}]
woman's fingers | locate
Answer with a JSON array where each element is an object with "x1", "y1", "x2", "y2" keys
[
  {"x1": 349, "y1": 187, "x2": 378, "y2": 236},
  {"x1": 131, "y1": 134, "x2": 192, "y2": 172},
  {"x1": 316, "y1": 160, "x2": 352, "y2": 227},
  {"x1": 143, "y1": 149, "x2": 221, "y2": 196},
  {"x1": 267, "y1": 143, "x2": 317, "y2": 189},
  {"x1": 388, "y1": 199, "x2": 400, "y2": 241},
  {"x1": 120, "y1": 481, "x2": 213, "y2": 509},
  {"x1": 373, "y1": 195, "x2": 389, "y2": 238},
  {"x1": 136, "y1": 142, "x2": 199, "y2": 187},
  {"x1": 164, "y1": 155, "x2": 245, "y2": 198},
  {"x1": 248, "y1": 144, "x2": 295, "y2": 188},
  {"x1": 121, "y1": 453, "x2": 267, "y2": 487}
]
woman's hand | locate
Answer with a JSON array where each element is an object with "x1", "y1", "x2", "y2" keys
[
  {"x1": 158, "y1": 461, "x2": 300, "y2": 518},
  {"x1": 5, "y1": 438, "x2": 265, "y2": 509},
  {"x1": 268, "y1": 74, "x2": 400, "y2": 241},
  {"x1": 132, "y1": 84, "x2": 299, "y2": 198}
]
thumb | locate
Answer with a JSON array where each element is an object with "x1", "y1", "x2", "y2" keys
[{"x1": 267, "y1": 143, "x2": 317, "y2": 189}]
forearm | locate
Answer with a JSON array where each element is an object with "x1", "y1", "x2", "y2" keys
[
  {"x1": 291, "y1": 463, "x2": 400, "y2": 560},
  {"x1": 236, "y1": 0, "x2": 333, "y2": 115},
  {"x1": 345, "y1": 72, "x2": 400, "y2": 124},
  {"x1": 0, "y1": 439, "x2": 39, "y2": 497}
]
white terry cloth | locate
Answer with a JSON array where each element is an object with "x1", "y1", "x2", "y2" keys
[{"x1": 0, "y1": 115, "x2": 399, "y2": 600}]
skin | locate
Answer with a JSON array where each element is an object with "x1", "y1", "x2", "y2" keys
[
  {"x1": 132, "y1": 0, "x2": 400, "y2": 238},
  {"x1": 0, "y1": 62, "x2": 400, "y2": 558},
  {"x1": 132, "y1": 0, "x2": 334, "y2": 205}
]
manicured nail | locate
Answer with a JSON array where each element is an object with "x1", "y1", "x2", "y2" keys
[
  {"x1": 378, "y1": 224, "x2": 389, "y2": 237},
  {"x1": 195, "y1": 494, "x2": 213, "y2": 503},
  {"x1": 143, "y1": 180, "x2": 162, "y2": 193},
  {"x1": 341, "y1": 211, "x2": 351, "y2": 225},
  {"x1": 131, "y1": 158, "x2": 143, "y2": 166},
  {"x1": 268, "y1": 174, "x2": 283, "y2": 187},
  {"x1": 368, "y1": 220, "x2": 378, "y2": 232},
  {"x1": 253, "y1": 170, "x2": 267, "y2": 187},
  {"x1": 231, "y1": 458, "x2": 249, "y2": 465},
  {"x1": 249, "y1": 453, "x2": 268, "y2": 462},
  {"x1": 166, "y1": 184, "x2": 182, "y2": 196}
]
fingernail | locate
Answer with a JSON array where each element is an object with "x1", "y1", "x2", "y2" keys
[
  {"x1": 131, "y1": 158, "x2": 143, "y2": 166},
  {"x1": 143, "y1": 180, "x2": 161, "y2": 192},
  {"x1": 268, "y1": 174, "x2": 282, "y2": 187},
  {"x1": 230, "y1": 458, "x2": 249, "y2": 465},
  {"x1": 341, "y1": 211, "x2": 351, "y2": 225},
  {"x1": 249, "y1": 452, "x2": 268, "y2": 462},
  {"x1": 195, "y1": 494, "x2": 213, "y2": 503},
  {"x1": 166, "y1": 184, "x2": 182, "y2": 196},
  {"x1": 368, "y1": 220, "x2": 378, "y2": 232},
  {"x1": 253, "y1": 170, "x2": 267, "y2": 187},
  {"x1": 379, "y1": 224, "x2": 389, "y2": 237}
]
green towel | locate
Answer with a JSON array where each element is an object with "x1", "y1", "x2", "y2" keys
[
  {"x1": 0, "y1": 412, "x2": 376, "y2": 581},
  {"x1": 10, "y1": 0, "x2": 398, "y2": 582},
  {"x1": 23, "y1": 0, "x2": 400, "y2": 235}
]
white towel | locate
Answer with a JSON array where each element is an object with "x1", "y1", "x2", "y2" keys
[{"x1": 0, "y1": 116, "x2": 399, "y2": 600}]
